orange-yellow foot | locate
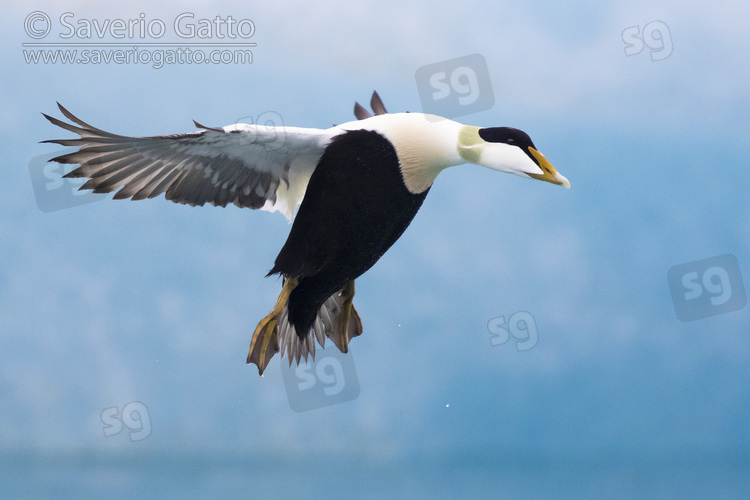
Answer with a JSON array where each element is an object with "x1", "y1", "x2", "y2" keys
[
  {"x1": 247, "y1": 276, "x2": 298, "y2": 375},
  {"x1": 331, "y1": 280, "x2": 363, "y2": 353},
  {"x1": 246, "y1": 313, "x2": 280, "y2": 375}
]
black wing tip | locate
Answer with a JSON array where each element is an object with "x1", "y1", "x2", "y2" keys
[
  {"x1": 40, "y1": 112, "x2": 65, "y2": 128},
  {"x1": 42, "y1": 103, "x2": 91, "y2": 138},
  {"x1": 44, "y1": 102, "x2": 124, "y2": 139},
  {"x1": 55, "y1": 102, "x2": 82, "y2": 125},
  {"x1": 40, "y1": 113, "x2": 61, "y2": 143}
]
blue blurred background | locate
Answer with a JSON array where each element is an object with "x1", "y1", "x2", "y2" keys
[{"x1": 3, "y1": 1, "x2": 750, "y2": 498}]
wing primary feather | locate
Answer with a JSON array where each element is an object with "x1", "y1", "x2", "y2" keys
[
  {"x1": 88, "y1": 158, "x2": 155, "y2": 192},
  {"x1": 112, "y1": 167, "x2": 163, "y2": 199},
  {"x1": 142, "y1": 164, "x2": 184, "y2": 199},
  {"x1": 55, "y1": 103, "x2": 125, "y2": 138},
  {"x1": 41, "y1": 113, "x2": 90, "y2": 138}
]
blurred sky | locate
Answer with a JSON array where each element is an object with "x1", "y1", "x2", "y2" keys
[{"x1": 3, "y1": 0, "x2": 750, "y2": 498}]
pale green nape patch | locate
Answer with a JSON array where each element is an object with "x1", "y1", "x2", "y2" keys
[{"x1": 457, "y1": 126, "x2": 483, "y2": 164}]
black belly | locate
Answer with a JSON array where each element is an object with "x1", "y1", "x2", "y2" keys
[{"x1": 268, "y1": 129, "x2": 429, "y2": 337}]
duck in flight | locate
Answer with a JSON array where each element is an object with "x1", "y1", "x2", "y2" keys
[{"x1": 43, "y1": 92, "x2": 570, "y2": 375}]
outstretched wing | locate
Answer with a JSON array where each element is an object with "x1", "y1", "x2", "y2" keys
[{"x1": 42, "y1": 103, "x2": 336, "y2": 220}]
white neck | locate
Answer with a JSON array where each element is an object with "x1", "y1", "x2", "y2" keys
[{"x1": 336, "y1": 113, "x2": 466, "y2": 194}]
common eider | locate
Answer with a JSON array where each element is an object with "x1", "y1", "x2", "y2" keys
[{"x1": 43, "y1": 92, "x2": 570, "y2": 375}]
